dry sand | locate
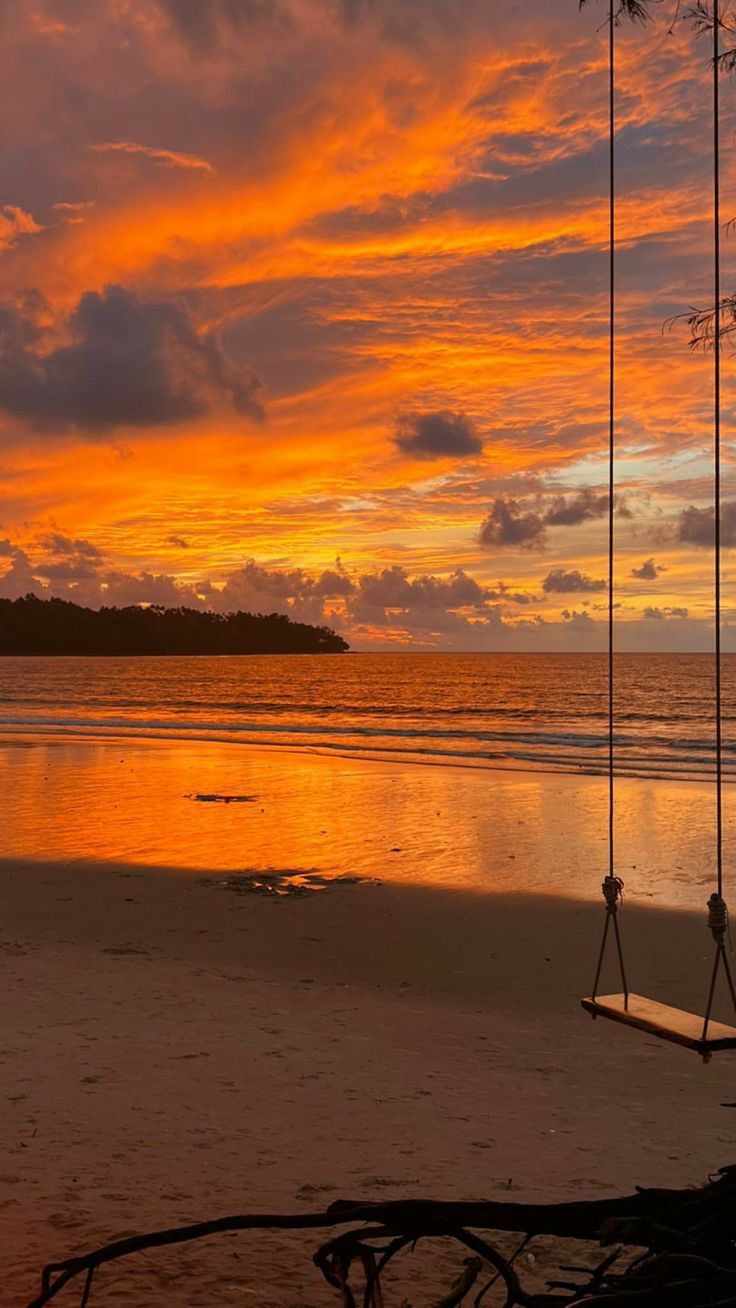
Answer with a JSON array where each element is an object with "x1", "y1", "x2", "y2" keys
[
  {"x1": 4, "y1": 872, "x2": 736, "y2": 1304},
  {"x1": 2, "y1": 747, "x2": 736, "y2": 1304}
]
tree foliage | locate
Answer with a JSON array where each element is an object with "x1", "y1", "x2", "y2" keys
[
  {"x1": 579, "y1": 0, "x2": 653, "y2": 23},
  {"x1": 582, "y1": 0, "x2": 736, "y2": 346},
  {"x1": 0, "y1": 594, "x2": 349, "y2": 656}
]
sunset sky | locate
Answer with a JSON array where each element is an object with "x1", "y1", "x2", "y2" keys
[{"x1": 1, "y1": 0, "x2": 735, "y2": 650}]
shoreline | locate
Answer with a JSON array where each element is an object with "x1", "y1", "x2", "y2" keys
[
  {"x1": 0, "y1": 731, "x2": 730, "y2": 904},
  {"x1": 0, "y1": 724, "x2": 731, "y2": 789}
]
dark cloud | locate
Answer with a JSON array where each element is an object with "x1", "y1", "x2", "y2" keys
[
  {"x1": 0, "y1": 547, "x2": 38, "y2": 598},
  {"x1": 489, "y1": 581, "x2": 534, "y2": 606},
  {"x1": 0, "y1": 285, "x2": 263, "y2": 436},
  {"x1": 158, "y1": 0, "x2": 287, "y2": 45},
  {"x1": 333, "y1": 0, "x2": 498, "y2": 43},
  {"x1": 479, "y1": 486, "x2": 628, "y2": 553},
  {"x1": 167, "y1": 535, "x2": 190, "y2": 548},
  {"x1": 678, "y1": 502, "x2": 736, "y2": 548},
  {"x1": 561, "y1": 609, "x2": 596, "y2": 628},
  {"x1": 356, "y1": 565, "x2": 488, "y2": 611},
  {"x1": 38, "y1": 532, "x2": 101, "y2": 558},
  {"x1": 157, "y1": 0, "x2": 516, "y2": 48},
  {"x1": 631, "y1": 557, "x2": 664, "y2": 580},
  {"x1": 544, "y1": 488, "x2": 609, "y2": 527},
  {"x1": 102, "y1": 570, "x2": 203, "y2": 607},
  {"x1": 219, "y1": 559, "x2": 354, "y2": 623},
  {"x1": 479, "y1": 497, "x2": 547, "y2": 551},
  {"x1": 37, "y1": 559, "x2": 98, "y2": 580},
  {"x1": 313, "y1": 566, "x2": 354, "y2": 597},
  {"x1": 643, "y1": 605, "x2": 689, "y2": 620},
  {"x1": 223, "y1": 291, "x2": 355, "y2": 399},
  {"x1": 542, "y1": 568, "x2": 606, "y2": 594},
  {"x1": 393, "y1": 409, "x2": 483, "y2": 460}
]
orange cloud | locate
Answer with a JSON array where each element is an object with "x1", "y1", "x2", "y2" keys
[
  {"x1": 89, "y1": 140, "x2": 215, "y2": 173},
  {"x1": 0, "y1": 205, "x2": 44, "y2": 253}
]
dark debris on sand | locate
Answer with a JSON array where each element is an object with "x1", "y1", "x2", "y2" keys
[
  {"x1": 186, "y1": 793, "x2": 258, "y2": 804},
  {"x1": 203, "y1": 869, "x2": 380, "y2": 898}
]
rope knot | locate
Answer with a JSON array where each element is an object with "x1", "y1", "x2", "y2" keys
[
  {"x1": 602, "y1": 874, "x2": 624, "y2": 914},
  {"x1": 708, "y1": 892, "x2": 729, "y2": 944}
]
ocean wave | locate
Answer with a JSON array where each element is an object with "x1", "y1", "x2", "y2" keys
[
  {"x1": 1, "y1": 651, "x2": 735, "y2": 784},
  {"x1": 0, "y1": 711, "x2": 733, "y2": 783}
]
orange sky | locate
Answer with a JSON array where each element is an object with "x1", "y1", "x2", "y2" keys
[{"x1": 0, "y1": 0, "x2": 734, "y2": 649}]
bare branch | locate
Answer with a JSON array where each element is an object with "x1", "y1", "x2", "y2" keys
[
  {"x1": 25, "y1": 1165, "x2": 736, "y2": 1308},
  {"x1": 579, "y1": 0, "x2": 655, "y2": 23},
  {"x1": 665, "y1": 297, "x2": 736, "y2": 349}
]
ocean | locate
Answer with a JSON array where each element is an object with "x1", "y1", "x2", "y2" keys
[{"x1": 0, "y1": 651, "x2": 732, "y2": 783}]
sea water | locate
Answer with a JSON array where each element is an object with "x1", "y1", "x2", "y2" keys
[{"x1": 0, "y1": 651, "x2": 732, "y2": 781}]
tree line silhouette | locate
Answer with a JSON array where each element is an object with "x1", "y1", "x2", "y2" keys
[{"x1": 0, "y1": 594, "x2": 349, "y2": 656}]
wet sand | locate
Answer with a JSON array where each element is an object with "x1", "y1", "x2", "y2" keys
[
  {"x1": 0, "y1": 732, "x2": 731, "y2": 904},
  {"x1": 4, "y1": 830, "x2": 736, "y2": 1305}
]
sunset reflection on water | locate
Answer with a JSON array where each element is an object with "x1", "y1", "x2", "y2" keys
[{"x1": 0, "y1": 732, "x2": 727, "y2": 908}]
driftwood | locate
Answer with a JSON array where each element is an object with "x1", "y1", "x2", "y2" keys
[{"x1": 26, "y1": 1163, "x2": 736, "y2": 1307}]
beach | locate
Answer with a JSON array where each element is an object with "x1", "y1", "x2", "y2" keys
[{"x1": 3, "y1": 737, "x2": 736, "y2": 1305}]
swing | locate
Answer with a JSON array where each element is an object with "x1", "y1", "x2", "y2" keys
[{"x1": 580, "y1": 0, "x2": 736, "y2": 1062}]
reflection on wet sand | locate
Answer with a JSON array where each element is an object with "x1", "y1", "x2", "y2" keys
[{"x1": 0, "y1": 731, "x2": 729, "y2": 908}]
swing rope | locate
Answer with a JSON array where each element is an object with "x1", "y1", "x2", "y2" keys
[
  {"x1": 702, "y1": 0, "x2": 736, "y2": 1038},
  {"x1": 592, "y1": 0, "x2": 629, "y2": 1002},
  {"x1": 607, "y1": 0, "x2": 617, "y2": 917},
  {"x1": 714, "y1": 0, "x2": 723, "y2": 908},
  {"x1": 591, "y1": 0, "x2": 732, "y2": 1026}
]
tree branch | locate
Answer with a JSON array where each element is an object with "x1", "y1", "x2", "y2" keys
[{"x1": 26, "y1": 1165, "x2": 736, "y2": 1308}]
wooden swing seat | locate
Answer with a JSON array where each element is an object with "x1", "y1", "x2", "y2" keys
[{"x1": 581, "y1": 992, "x2": 736, "y2": 1056}]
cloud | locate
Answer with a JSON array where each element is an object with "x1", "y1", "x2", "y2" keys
[
  {"x1": 38, "y1": 533, "x2": 101, "y2": 558},
  {"x1": 678, "y1": 503, "x2": 736, "y2": 548},
  {"x1": 631, "y1": 557, "x2": 666, "y2": 580},
  {"x1": 356, "y1": 565, "x2": 490, "y2": 611},
  {"x1": 0, "y1": 547, "x2": 724, "y2": 650},
  {"x1": 0, "y1": 547, "x2": 39, "y2": 598},
  {"x1": 90, "y1": 141, "x2": 215, "y2": 173},
  {"x1": 313, "y1": 565, "x2": 354, "y2": 597},
  {"x1": 393, "y1": 409, "x2": 483, "y2": 460},
  {"x1": 542, "y1": 568, "x2": 606, "y2": 594},
  {"x1": 52, "y1": 201, "x2": 95, "y2": 226},
  {"x1": 157, "y1": 0, "x2": 287, "y2": 46},
  {"x1": 347, "y1": 565, "x2": 532, "y2": 646},
  {"x1": 0, "y1": 285, "x2": 262, "y2": 434},
  {"x1": 218, "y1": 559, "x2": 354, "y2": 622},
  {"x1": 643, "y1": 605, "x2": 689, "y2": 620},
  {"x1": 544, "y1": 488, "x2": 609, "y2": 527},
  {"x1": 37, "y1": 559, "x2": 98, "y2": 580},
  {"x1": 32, "y1": 532, "x2": 105, "y2": 583},
  {"x1": 0, "y1": 205, "x2": 43, "y2": 253},
  {"x1": 479, "y1": 497, "x2": 547, "y2": 551},
  {"x1": 167, "y1": 535, "x2": 190, "y2": 548},
  {"x1": 561, "y1": 608, "x2": 597, "y2": 628},
  {"x1": 479, "y1": 486, "x2": 629, "y2": 553}
]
